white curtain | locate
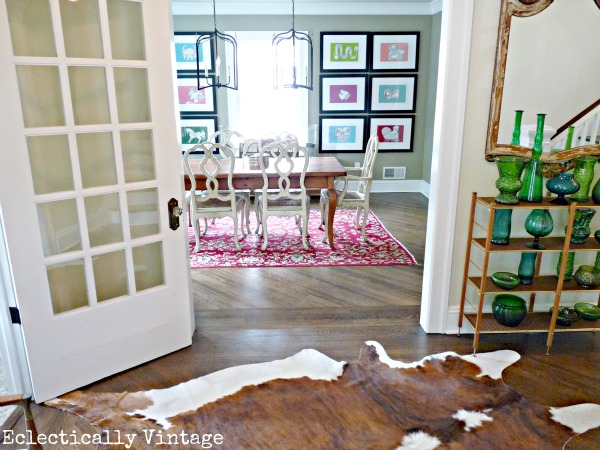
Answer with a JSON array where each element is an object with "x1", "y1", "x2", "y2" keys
[{"x1": 226, "y1": 31, "x2": 308, "y2": 143}]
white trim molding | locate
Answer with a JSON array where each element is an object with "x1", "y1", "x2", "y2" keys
[
  {"x1": 171, "y1": 1, "x2": 442, "y2": 16},
  {"x1": 420, "y1": 0, "x2": 474, "y2": 333}
]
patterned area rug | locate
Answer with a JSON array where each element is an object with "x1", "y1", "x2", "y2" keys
[
  {"x1": 188, "y1": 209, "x2": 416, "y2": 269},
  {"x1": 46, "y1": 342, "x2": 600, "y2": 449}
]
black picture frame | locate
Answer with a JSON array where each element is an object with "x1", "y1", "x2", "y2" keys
[
  {"x1": 320, "y1": 75, "x2": 368, "y2": 113},
  {"x1": 370, "y1": 32, "x2": 420, "y2": 72},
  {"x1": 173, "y1": 31, "x2": 215, "y2": 76},
  {"x1": 176, "y1": 75, "x2": 216, "y2": 115},
  {"x1": 369, "y1": 75, "x2": 417, "y2": 113},
  {"x1": 369, "y1": 115, "x2": 415, "y2": 152},
  {"x1": 320, "y1": 32, "x2": 369, "y2": 72},
  {"x1": 179, "y1": 115, "x2": 218, "y2": 153},
  {"x1": 319, "y1": 116, "x2": 367, "y2": 153}
]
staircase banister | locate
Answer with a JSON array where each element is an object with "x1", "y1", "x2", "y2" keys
[{"x1": 551, "y1": 97, "x2": 600, "y2": 140}]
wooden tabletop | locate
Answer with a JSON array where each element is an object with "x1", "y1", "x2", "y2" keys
[{"x1": 185, "y1": 156, "x2": 347, "y2": 190}]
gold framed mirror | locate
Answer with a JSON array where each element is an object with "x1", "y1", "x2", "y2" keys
[{"x1": 485, "y1": 0, "x2": 600, "y2": 165}]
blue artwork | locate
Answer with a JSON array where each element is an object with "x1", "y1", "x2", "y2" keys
[
  {"x1": 329, "y1": 125, "x2": 356, "y2": 144},
  {"x1": 174, "y1": 43, "x2": 204, "y2": 64}
]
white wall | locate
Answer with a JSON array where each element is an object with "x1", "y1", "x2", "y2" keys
[{"x1": 444, "y1": 0, "x2": 505, "y2": 332}]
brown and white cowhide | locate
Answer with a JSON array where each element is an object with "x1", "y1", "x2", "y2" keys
[{"x1": 46, "y1": 341, "x2": 600, "y2": 449}]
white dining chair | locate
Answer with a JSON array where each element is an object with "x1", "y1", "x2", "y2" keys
[
  {"x1": 255, "y1": 142, "x2": 310, "y2": 251},
  {"x1": 319, "y1": 134, "x2": 379, "y2": 243},
  {"x1": 183, "y1": 143, "x2": 248, "y2": 251}
]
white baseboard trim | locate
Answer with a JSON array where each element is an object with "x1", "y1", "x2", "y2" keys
[
  {"x1": 444, "y1": 306, "x2": 473, "y2": 335},
  {"x1": 347, "y1": 179, "x2": 431, "y2": 197}
]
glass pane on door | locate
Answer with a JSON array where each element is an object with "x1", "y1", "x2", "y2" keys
[
  {"x1": 93, "y1": 250, "x2": 128, "y2": 302},
  {"x1": 59, "y1": 0, "x2": 104, "y2": 59},
  {"x1": 107, "y1": 0, "x2": 146, "y2": 61},
  {"x1": 132, "y1": 242, "x2": 164, "y2": 291},
  {"x1": 121, "y1": 129, "x2": 156, "y2": 183},
  {"x1": 47, "y1": 259, "x2": 89, "y2": 314},
  {"x1": 77, "y1": 132, "x2": 118, "y2": 188},
  {"x1": 84, "y1": 193, "x2": 124, "y2": 247},
  {"x1": 68, "y1": 66, "x2": 110, "y2": 125},
  {"x1": 6, "y1": 0, "x2": 56, "y2": 57},
  {"x1": 114, "y1": 68, "x2": 151, "y2": 123},
  {"x1": 37, "y1": 199, "x2": 82, "y2": 256},
  {"x1": 16, "y1": 66, "x2": 65, "y2": 128},
  {"x1": 127, "y1": 188, "x2": 160, "y2": 239},
  {"x1": 27, "y1": 135, "x2": 74, "y2": 195}
]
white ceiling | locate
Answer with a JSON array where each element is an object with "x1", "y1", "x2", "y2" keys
[{"x1": 171, "y1": 0, "x2": 443, "y2": 16}]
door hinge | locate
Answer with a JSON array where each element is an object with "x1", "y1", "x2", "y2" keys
[{"x1": 9, "y1": 306, "x2": 21, "y2": 324}]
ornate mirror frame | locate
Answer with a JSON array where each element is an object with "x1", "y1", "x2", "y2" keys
[{"x1": 485, "y1": 0, "x2": 600, "y2": 165}]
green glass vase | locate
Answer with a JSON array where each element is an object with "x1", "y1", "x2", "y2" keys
[
  {"x1": 570, "y1": 155, "x2": 598, "y2": 202},
  {"x1": 518, "y1": 252, "x2": 537, "y2": 285},
  {"x1": 518, "y1": 114, "x2": 546, "y2": 203},
  {"x1": 556, "y1": 252, "x2": 575, "y2": 281},
  {"x1": 491, "y1": 209, "x2": 513, "y2": 245},
  {"x1": 511, "y1": 110, "x2": 523, "y2": 146},
  {"x1": 524, "y1": 208, "x2": 553, "y2": 249},
  {"x1": 494, "y1": 156, "x2": 526, "y2": 204},
  {"x1": 568, "y1": 208, "x2": 596, "y2": 244}
]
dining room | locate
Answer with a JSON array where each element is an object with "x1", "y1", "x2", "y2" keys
[{"x1": 173, "y1": 0, "x2": 440, "y2": 287}]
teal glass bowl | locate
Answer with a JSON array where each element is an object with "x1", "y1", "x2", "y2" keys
[
  {"x1": 492, "y1": 294, "x2": 527, "y2": 327},
  {"x1": 491, "y1": 272, "x2": 520, "y2": 290}
]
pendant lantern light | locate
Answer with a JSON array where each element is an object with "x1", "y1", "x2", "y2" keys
[
  {"x1": 195, "y1": 0, "x2": 238, "y2": 90},
  {"x1": 272, "y1": 0, "x2": 313, "y2": 90}
]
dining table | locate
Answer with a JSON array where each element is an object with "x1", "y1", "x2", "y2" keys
[{"x1": 184, "y1": 156, "x2": 347, "y2": 249}]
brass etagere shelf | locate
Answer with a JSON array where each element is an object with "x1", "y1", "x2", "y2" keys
[{"x1": 459, "y1": 193, "x2": 600, "y2": 354}]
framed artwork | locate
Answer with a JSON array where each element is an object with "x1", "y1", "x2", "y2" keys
[
  {"x1": 369, "y1": 116, "x2": 414, "y2": 152},
  {"x1": 176, "y1": 76, "x2": 215, "y2": 114},
  {"x1": 320, "y1": 33, "x2": 368, "y2": 72},
  {"x1": 319, "y1": 116, "x2": 366, "y2": 152},
  {"x1": 370, "y1": 75, "x2": 417, "y2": 113},
  {"x1": 371, "y1": 32, "x2": 420, "y2": 71},
  {"x1": 173, "y1": 32, "x2": 214, "y2": 73},
  {"x1": 180, "y1": 117, "x2": 217, "y2": 152},
  {"x1": 320, "y1": 76, "x2": 367, "y2": 113}
]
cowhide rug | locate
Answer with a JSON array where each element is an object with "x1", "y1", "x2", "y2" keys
[{"x1": 46, "y1": 342, "x2": 600, "y2": 449}]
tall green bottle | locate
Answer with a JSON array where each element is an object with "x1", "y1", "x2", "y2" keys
[
  {"x1": 518, "y1": 113, "x2": 546, "y2": 202},
  {"x1": 511, "y1": 110, "x2": 523, "y2": 145}
]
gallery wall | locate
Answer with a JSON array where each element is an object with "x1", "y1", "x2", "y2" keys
[{"x1": 173, "y1": 14, "x2": 441, "y2": 185}]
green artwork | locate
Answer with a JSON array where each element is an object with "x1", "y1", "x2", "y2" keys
[
  {"x1": 378, "y1": 85, "x2": 407, "y2": 103},
  {"x1": 181, "y1": 126, "x2": 208, "y2": 144},
  {"x1": 330, "y1": 42, "x2": 359, "y2": 62}
]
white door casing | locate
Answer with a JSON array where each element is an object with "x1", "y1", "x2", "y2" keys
[{"x1": 0, "y1": 0, "x2": 192, "y2": 402}]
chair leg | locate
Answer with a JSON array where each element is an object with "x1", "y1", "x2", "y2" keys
[
  {"x1": 301, "y1": 213, "x2": 309, "y2": 250},
  {"x1": 321, "y1": 202, "x2": 329, "y2": 244},
  {"x1": 192, "y1": 218, "x2": 202, "y2": 253},
  {"x1": 318, "y1": 197, "x2": 326, "y2": 231},
  {"x1": 261, "y1": 214, "x2": 269, "y2": 251},
  {"x1": 360, "y1": 207, "x2": 370, "y2": 243},
  {"x1": 232, "y1": 214, "x2": 241, "y2": 251},
  {"x1": 254, "y1": 201, "x2": 262, "y2": 235},
  {"x1": 245, "y1": 196, "x2": 251, "y2": 234}
]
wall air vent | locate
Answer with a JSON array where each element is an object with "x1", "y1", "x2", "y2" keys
[{"x1": 383, "y1": 166, "x2": 406, "y2": 180}]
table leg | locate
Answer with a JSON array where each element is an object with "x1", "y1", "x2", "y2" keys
[{"x1": 327, "y1": 186, "x2": 337, "y2": 250}]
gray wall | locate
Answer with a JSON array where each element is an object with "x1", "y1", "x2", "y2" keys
[{"x1": 174, "y1": 14, "x2": 441, "y2": 182}]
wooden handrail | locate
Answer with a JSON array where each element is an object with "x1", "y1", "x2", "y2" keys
[{"x1": 551, "y1": 97, "x2": 600, "y2": 139}]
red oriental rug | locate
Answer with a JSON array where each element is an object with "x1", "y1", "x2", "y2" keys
[{"x1": 188, "y1": 209, "x2": 416, "y2": 269}]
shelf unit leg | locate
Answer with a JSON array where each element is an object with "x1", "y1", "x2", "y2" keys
[{"x1": 459, "y1": 192, "x2": 478, "y2": 330}]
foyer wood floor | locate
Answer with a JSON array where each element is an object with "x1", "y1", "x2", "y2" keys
[{"x1": 3, "y1": 193, "x2": 600, "y2": 448}]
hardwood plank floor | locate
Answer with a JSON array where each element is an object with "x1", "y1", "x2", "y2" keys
[{"x1": 3, "y1": 193, "x2": 600, "y2": 448}]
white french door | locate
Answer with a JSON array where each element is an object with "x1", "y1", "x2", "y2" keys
[{"x1": 0, "y1": 0, "x2": 192, "y2": 402}]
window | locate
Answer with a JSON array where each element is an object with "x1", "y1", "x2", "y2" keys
[{"x1": 226, "y1": 31, "x2": 308, "y2": 143}]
